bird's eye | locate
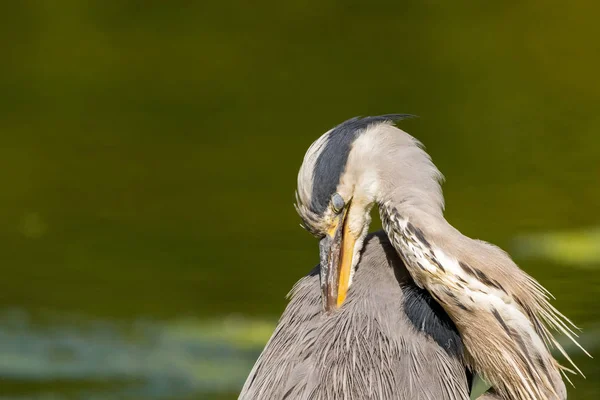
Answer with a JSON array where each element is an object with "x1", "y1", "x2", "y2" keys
[{"x1": 331, "y1": 193, "x2": 345, "y2": 213}]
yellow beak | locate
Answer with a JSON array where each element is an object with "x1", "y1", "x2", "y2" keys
[{"x1": 319, "y1": 206, "x2": 357, "y2": 311}]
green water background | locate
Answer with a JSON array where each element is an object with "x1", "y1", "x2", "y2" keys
[{"x1": 0, "y1": 1, "x2": 598, "y2": 399}]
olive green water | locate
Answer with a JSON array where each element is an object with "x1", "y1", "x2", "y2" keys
[{"x1": 1, "y1": 1, "x2": 598, "y2": 399}]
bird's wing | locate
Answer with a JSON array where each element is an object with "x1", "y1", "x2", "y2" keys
[{"x1": 239, "y1": 269, "x2": 322, "y2": 400}]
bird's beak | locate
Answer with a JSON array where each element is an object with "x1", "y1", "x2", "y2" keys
[{"x1": 319, "y1": 206, "x2": 357, "y2": 312}]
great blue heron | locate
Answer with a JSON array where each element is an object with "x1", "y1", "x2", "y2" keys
[{"x1": 240, "y1": 115, "x2": 588, "y2": 400}]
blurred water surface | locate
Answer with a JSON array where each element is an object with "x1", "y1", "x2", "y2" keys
[
  {"x1": 0, "y1": 310, "x2": 271, "y2": 399},
  {"x1": 1, "y1": 1, "x2": 599, "y2": 399}
]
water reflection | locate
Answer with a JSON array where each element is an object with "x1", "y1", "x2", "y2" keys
[
  {"x1": 513, "y1": 226, "x2": 600, "y2": 267},
  {"x1": 0, "y1": 310, "x2": 273, "y2": 399}
]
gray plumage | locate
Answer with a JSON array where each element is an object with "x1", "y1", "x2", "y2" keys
[
  {"x1": 293, "y1": 115, "x2": 587, "y2": 399},
  {"x1": 245, "y1": 115, "x2": 587, "y2": 400},
  {"x1": 240, "y1": 231, "x2": 472, "y2": 400}
]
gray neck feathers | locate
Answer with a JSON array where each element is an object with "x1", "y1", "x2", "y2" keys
[{"x1": 367, "y1": 125, "x2": 446, "y2": 219}]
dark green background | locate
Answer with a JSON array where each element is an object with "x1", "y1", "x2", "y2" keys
[{"x1": 0, "y1": 1, "x2": 598, "y2": 399}]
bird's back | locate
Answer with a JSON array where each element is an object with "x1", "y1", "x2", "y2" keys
[{"x1": 240, "y1": 231, "x2": 472, "y2": 400}]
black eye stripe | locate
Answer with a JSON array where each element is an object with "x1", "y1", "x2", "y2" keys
[{"x1": 310, "y1": 115, "x2": 413, "y2": 216}]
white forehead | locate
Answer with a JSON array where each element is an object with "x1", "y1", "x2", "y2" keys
[{"x1": 296, "y1": 128, "x2": 332, "y2": 211}]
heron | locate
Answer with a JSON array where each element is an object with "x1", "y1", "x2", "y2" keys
[{"x1": 240, "y1": 115, "x2": 588, "y2": 400}]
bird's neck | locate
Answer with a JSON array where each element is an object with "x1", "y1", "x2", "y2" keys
[
  {"x1": 379, "y1": 174, "x2": 446, "y2": 218},
  {"x1": 378, "y1": 188, "x2": 449, "y2": 240},
  {"x1": 378, "y1": 201, "x2": 449, "y2": 289},
  {"x1": 378, "y1": 201, "x2": 570, "y2": 400}
]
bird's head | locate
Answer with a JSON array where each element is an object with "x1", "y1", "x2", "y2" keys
[{"x1": 295, "y1": 115, "x2": 445, "y2": 311}]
